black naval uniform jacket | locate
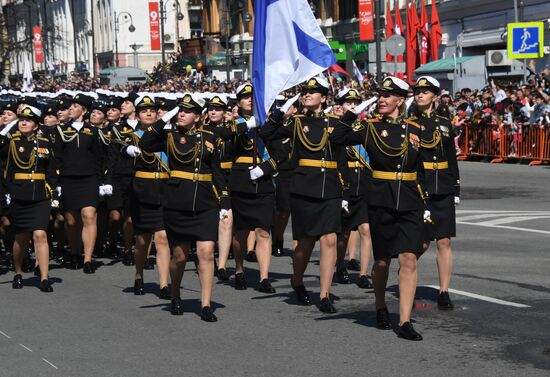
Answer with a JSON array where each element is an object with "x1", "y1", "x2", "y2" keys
[
  {"x1": 139, "y1": 120, "x2": 230, "y2": 212},
  {"x1": 203, "y1": 121, "x2": 234, "y2": 175},
  {"x1": 110, "y1": 118, "x2": 138, "y2": 177},
  {"x1": 345, "y1": 146, "x2": 371, "y2": 198},
  {"x1": 0, "y1": 131, "x2": 58, "y2": 202},
  {"x1": 53, "y1": 119, "x2": 112, "y2": 185},
  {"x1": 217, "y1": 117, "x2": 279, "y2": 195},
  {"x1": 118, "y1": 121, "x2": 168, "y2": 206},
  {"x1": 331, "y1": 115, "x2": 425, "y2": 211},
  {"x1": 416, "y1": 113, "x2": 460, "y2": 197},
  {"x1": 260, "y1": 111, "x2": 349, "y2": 200}
]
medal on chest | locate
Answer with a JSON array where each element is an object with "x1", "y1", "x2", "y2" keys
[
  {"x1": 380, "y1": 129, "x2": 389, "y2": 138},
  {"x1": 409, "y1": 133, "x2": 420, "y2": 150}
]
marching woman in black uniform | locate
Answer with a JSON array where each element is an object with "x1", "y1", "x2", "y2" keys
[
  {"x1": 1, "y1": 105, "x2": 58, "y2": 291},
  {"x1": 260, "y1": 76, "x2": 349, "y2": 313},
  {"x1": 203, "y1": 94, "x2": 234, "y2": 281},
  {"x1": 53, "y1": 94, "x2": 112, "y2": 273},
  {"x1": 333, "y1": 88, "x2": 373, "y2": 288},
  {"x1": 331, "y1": 76, "x2": 428, "y2": 340},
  {"x1": 413, "y1": 76, "x2": 460, "y2": 310},
  {"x1": 119, "y1": 95, "x2": 171, "y2": 299},
  {"x1": 221, "y1": 84, "x2": 277, "y2": 293},
  {"x1": 139, "y1": 93, "x2": 230, "y2": 322}
]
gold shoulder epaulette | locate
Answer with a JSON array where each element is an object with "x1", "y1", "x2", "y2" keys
[
  {"x1": 325, "y1": 114, "x2": 340, "y2": 119},
  {"x1": 436, "y1": 114, "x2": 451, "y2": 121},
  {"x1": 404, "y1": 119, "x2": 421, "y2": 129},
  {"x1": 37, "y1": 136, "x2": 49, "y2": 142},
  {"x1": 294, "y1": 114, "x2": 305, "y2": 118},
  {"x1": 408, "y1": 115, "x2": 418, "y2": 121},
  {"x1": 199, "y1": 129, "x2": 214, "y2": 135}
]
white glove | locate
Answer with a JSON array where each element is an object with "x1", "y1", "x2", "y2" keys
[
  {"x1": 342, "y1": 200, "x2": 349, "y2": 213},
  {"x1": 246, "y1": 116, "x2": 257, "y2": 130},
  {"x1": 454, "y1": 196, "x2": 460, "y2": 206},
  {"x1": 424, "y1": 210, "x2": 432, "y2": 223},
  {"x1": 102, "y1": 184, "x2": 113, "y2": 196},
  {"x1": 51, "y1": 200, "x2": 60, "y2": 208},
  {"x1": 126, "y1": 145, "x2": 141, "y2": 157},
  {"x1": 56, "y1": 186, "x2": 62, "y2": 197},
  {"x1": 324, "y1": 106, "x2": 333, "y2": 114},
  {"x1": 281, "y1": 93, "x2": 301, "y2": 113},
  {"x1": 162, "y1": 106, "x2": 180, "y2": 123},
  {"x1": 219, "y1": 209, "x2": 228, "y2": 220},
  {"x1": 99, "y1": 185, "x2": 105, "y2": 196},
  {"x1": 0, "y1": 119, "x2": 18, "y2": 136},
  {"x1": 354, "y1": 96, "x2": 378, "y2": 115},
  {"x1": 248, "y1": 166, "x2": 264, "y2": 180},
  {"x1": 4, "y1": 193, "x2": 10, "y2": 206}
]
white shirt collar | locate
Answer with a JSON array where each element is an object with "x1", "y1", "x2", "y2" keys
[
  {"x1": 126, "y1": 119, "x2": 138, "y2": 130},
  {"x1": 72, "y1": 121, "x2": 84, "y2": 131}
]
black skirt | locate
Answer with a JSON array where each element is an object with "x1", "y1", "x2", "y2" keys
[
  {"x1": 275, "y1": 170, "x2": 293, "y2": 211},
  {"x1": 231, "y1": 192, "x2": 275, "y2": 230},
  {"x1": 164, "y1": 207, "x2": 218, "y2": 245},
  {"x1": 132, "y1": 201, "x2": 164, "y2": 235},
  {"x1": 10, "y1": 199, "x2": 50, "y2": 234},
  {"x1": 368, "y1": 206, "x2": 423, "y2": 261},
  {"x1": 290, "y1": 194, "x2": 341, "y2": 240},
  {"x1": 424, "y1": 194, "x2": 456, "y2": 240},
  {"x1": 342, "y1": 195, "x2": 369, "y2": 232},
  {"x1": 106, "y1": 175, "x2": 134, "y2": 213},
  {"x1": 61, "y1": 175, "x2": 99, "y2": 211}
]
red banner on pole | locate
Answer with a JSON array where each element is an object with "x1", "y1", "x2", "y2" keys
[
  {"x1": 148, "y1": 2, "x2": 161, "y2": 51},
  {"x1": 358, "y1": 0, "x2": 374, "y2": 41},
  {"x1": 33, "y1": 26, "x2": 44, "y2": 64}
]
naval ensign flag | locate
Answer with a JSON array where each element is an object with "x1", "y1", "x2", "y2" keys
[{"x1": 252, "y1": 0, "x2": 336, "y2": 124}]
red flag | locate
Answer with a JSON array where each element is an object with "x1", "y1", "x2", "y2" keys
[
  {"x1": 328, "y1": 64, "x2": 351, "y2": 76},
  {"x1": 148, "y1": 2, "x2": 161, "y2": 51},
  {"x1": 406, "y1": 0, "x2": 420, "y2": 84},
  {"x1": 420, "y1": 0, "x2": 429, "y2": 65},
  {"x1": 385, "y1": 1, "x2": 394, "y2": 62},
  {"x1": 430, "y1": 0, "x2": 442, "y2": 61}
]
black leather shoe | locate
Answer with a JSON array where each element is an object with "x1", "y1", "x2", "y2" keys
[
  {"x1": 83, "y1": 261, "x2": 95, "y2": 274},
  {"x1": 144, "y1": 257, "x2": 155, "y2": 270},
  {"x1": 291, "y1": 282, "x2": 312, "y2": 306},
  {"x1": 336, "y1": 267, "x2": 351, "y2": 284},
  {"x1": 217, "y1": 268, "x2": 229, "y2": 281},
  {"x1": 398, "y1": 321, "x2": 423, "y2": 341},
  {"x1": 159, "y1": 286, "x2": 171, "y2": 300},
  {"x1": 170, "y1": 297, "x2": 184, "y2": 315},
  {"x1": 376, "y1": 307, "x2": 393, "y2": 330},
  {"x1": 348, "y1": 258, "x2": 360, "y2": 271},
  {"x1": 234, "y1": 272, "x2": 247, "y2": 290},
  {"x1": 12, "y1": 274, "x2": 23, "y2": 289},
  {"x1": 257, "y1": 279, "x2": 276, "y2": 293},
  {"x1": 39, "y1": 279, "x2": 53, "y2": 293},
  {"x1": 70, "y1": 255, "x2": 82, "y2": 270},
  {"x1": 134, "y1": 278, "x2": 145, "y2": 295},
  {"x1": 319, "y1": 297, "x2": 337, "y2": 313},
  {"x1": 246, "y1": 250, "x2": 257, "y2": 262},
  {"x1": 200, "y1": 306, "x2": 218, "y2": 322},
  {"x1": 437, "y1": 291, "x2": 454, "y2": 310},
  {"x1": 358, "y1": 275, "x2": 374, "y2": 289},
  {"x1": 122, "y1": 252, "x2": 135, "y2": 266}
]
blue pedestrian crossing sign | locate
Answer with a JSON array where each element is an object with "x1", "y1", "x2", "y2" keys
[{"x1": 507, "y1": 22, "x2": 544, "y2": 59}]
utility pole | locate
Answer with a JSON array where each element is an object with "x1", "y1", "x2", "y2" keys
[
  {"x1": 160, "y1": 0, "x2": 166, "y2": 66},
  {"x1": 374, "y1": 0, "x2": 382, "y2": 82},
  {"x1": 71, "y1": 0, "x2": 78, "y2": 72}
]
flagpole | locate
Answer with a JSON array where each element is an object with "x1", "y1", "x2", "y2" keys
[{"x1": 374, "y1": 0, "x2": 382, "y2": 81}]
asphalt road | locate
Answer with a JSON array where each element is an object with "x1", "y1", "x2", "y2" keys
[{"x1": 1, "y1": 161, "x2": 549, "y2": 377}]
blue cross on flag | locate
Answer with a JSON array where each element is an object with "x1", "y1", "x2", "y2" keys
[{"x1": 507, "y1": 22, "x2": 544, "y2": 59}]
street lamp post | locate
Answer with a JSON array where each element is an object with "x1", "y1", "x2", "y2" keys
[
  {"x1": 159, "y1": 0, "x2": 184, "y2": 67},
  {"x1": 114, "y1": 11, "x2": 136, "y2": 68},
  {"x1": 223, "y1": 2, "x2": 251, "y2": 82}
]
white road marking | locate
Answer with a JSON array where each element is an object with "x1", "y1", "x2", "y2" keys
[
  {"x1": 457, "y1": 220, "x2": 550, "y2": 235},
  {"x1": 19, "y1": 343, "x2": 33, "y2": 352},
  {"x1": 457, "y1": 213, "x2": 550, "y2": 222},
  {"x1": 424, "y1": 285, "x2": 531, "y2": 308},
  {"x1": 0, "y1": 330, "x2": 11, "y2": 339},
  {"x1": 457, "y1": 210, "x2": 550, "y2": 214},
  {"x1": 480, "y1": 216, "x2": 550, "y2": 225},
  {"x1": 42, "y1": 358, "x2": 58, "y2": 370}
]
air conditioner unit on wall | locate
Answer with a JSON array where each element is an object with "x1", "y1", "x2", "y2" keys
[
  {"x1": 486, "y1": 50, "x2": 512, "y2": 67},
  {"x1": 164, "y1": 34, "x2": 174, "y2": 42}
]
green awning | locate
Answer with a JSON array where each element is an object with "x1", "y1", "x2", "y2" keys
[{"x1": 415, "y1": 56, "x2": 475, "y2": 73}]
